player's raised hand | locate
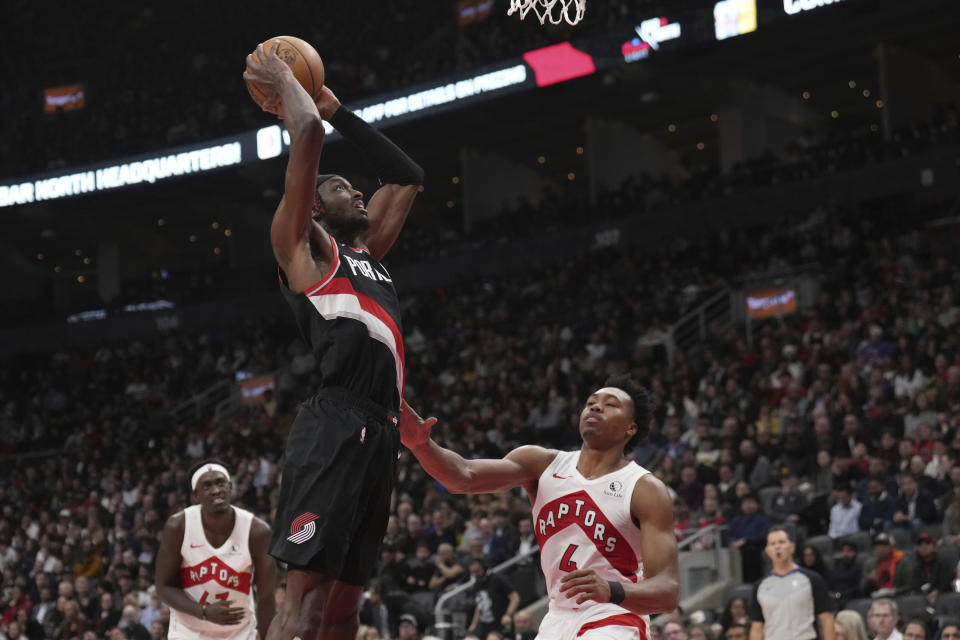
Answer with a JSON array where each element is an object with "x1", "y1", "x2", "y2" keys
[
  {"x1": 399, "y1": 399, "x2": 437, "y2": 450},
  {"x1": 243, "y1": 42, "x2": 290, "y2": 111},
  {"x1": 204, "y1": 599, "x2": 247, "y2": 626},
  {"x1": 315, "y1": 85, "x2": 342, "y2": 121},
  {"x1": 559, "y1": 569, "x2": 612, "y2": 605}
]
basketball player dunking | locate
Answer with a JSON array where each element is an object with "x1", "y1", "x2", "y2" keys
[
  {"x1": 156, "y1": 461, "x2": 277, "y2": 640},
  {"x1": 401, "y1": 375, "x2": 680, "y2": 640},
  {"x1": 243, "y1": 44, "x2": 422, "y2": 640}
]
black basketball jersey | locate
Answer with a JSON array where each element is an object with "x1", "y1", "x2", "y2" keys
[{"x1": 280, "y1": 236, "x2": 404, "y2": 411}]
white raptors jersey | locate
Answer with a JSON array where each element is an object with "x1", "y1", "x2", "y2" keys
[
  {"x1": 168, "y1": 505, "x2": 256, "y2": 640},
  {"x1": 532, "y1": 451, "x2": 651, "y2": 640}
]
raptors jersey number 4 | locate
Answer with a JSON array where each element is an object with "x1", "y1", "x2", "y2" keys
[
  {"x1": 169, "y1": 505, "x2": 256, "y2": 640},
  {"x1": 533, "y1": 451, "x2": 651, "y2": 640}
]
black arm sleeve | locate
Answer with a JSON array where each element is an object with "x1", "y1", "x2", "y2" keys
[
  {"x1": 805, "y1": 569, "x2": 833, "y2": 614},
  {"x1": 749, "y1": 579, "x2": 765, "y2": 622},
  {"x1": 329, "y1": 107, "x2": 424, "y2": 186}
]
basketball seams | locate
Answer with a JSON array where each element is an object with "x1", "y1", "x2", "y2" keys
[
  {"x1": 277, "y1": 37, "x2": 317, "y2": 98},
  {"x1": 245, "y1": 36, "x2": 324, "y2": 111}
]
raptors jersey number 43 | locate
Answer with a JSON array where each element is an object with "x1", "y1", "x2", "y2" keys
[
  {"x1": 533, "y1": 451, "x2": 652, "y2": 640},
  {"x1": 168, "y1": 505, "x2": 256, "y2": 640}
]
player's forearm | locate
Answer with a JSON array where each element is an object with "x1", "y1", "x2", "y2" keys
[
  {"x1": 329, "y1": 107, "x2": 423, "y2": 185},
  {"x1": 156, "y1": 585, "x2": 203, "y2": 618},
  {"x1": 278, "y1": 73, "x2": 323, "y2": 141},
  {"x1": 619, "y1": 573, "x2": 680, "y2": 615},
  {"x1": 409, "y1": 439, "x2": 474, "y2": 493},
  {"x1": 257, "y1": 596, "x2": 276, "y2": 637}
]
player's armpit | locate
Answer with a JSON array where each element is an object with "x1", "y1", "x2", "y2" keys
[
  {"x1": 363, "y1": 184, "x2": 419, "y2": 261},
  {"x1": 275, "y1": 218, "x2": 334, "y2": 293}
]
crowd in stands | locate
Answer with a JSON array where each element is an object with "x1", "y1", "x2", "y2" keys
[{"x1": 2, "y1": 181, "x2": 960, "y2": 640}]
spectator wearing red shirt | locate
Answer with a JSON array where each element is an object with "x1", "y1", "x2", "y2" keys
[
  {"x1": 860, "y1": 533, "x2": 905, "y2": 597},
  {"x1": 1, "y1": 584, "x2": 33, "y2": 626}
]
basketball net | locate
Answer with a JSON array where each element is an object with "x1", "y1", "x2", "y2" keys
[{"x1": 507, "y1": 0, "x2": 586, "y2": 26}]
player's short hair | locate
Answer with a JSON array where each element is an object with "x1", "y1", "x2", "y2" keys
[
  {"x1": 316, "y1": 174, "x2": 338, "y2": 189},
  {"x1": 603, "y1": 373, "x2": 652, "y2": 452}
]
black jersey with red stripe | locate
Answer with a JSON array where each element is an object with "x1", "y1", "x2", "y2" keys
[{"x1": 279, "y1": 237, "x2": 404, "y2": 411}]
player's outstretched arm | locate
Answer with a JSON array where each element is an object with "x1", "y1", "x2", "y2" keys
[
  {"x1": 559, "y1": 474, "x2": 680, "y2": 615},
  {"x1": 244, "y1": 43, "x2": 331, "y2": 288},
  {"x1": 319, "y1": 90, "x2": 423, "y2": 261},
  {"x1": 250, "y1": 517, "x2": 278, "y2": 637},
  {"x1": 400, "y1": 400, "x2": 554, "y2": 494}
]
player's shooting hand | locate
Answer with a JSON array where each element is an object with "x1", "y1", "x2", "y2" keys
[
  {"x1": 315, "y1": 85, "x2": 341, "y2": 121},
  {"x1": 204, "y1": 600, "x2": 247, "y2": 626},
  {"x1": 243, "y1": 42, "x2": 291, "y2": 111},
  {"x1": 399, "y1": 399, "x2": 437, "y2": 450},
  {"x1": 559, "y1": 569, "x2": 612, "y2": 605}
]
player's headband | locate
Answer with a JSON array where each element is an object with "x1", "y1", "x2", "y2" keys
[
  {"x1": 316, "y1": 174, "x2": 337, "y2": 188},
  {"x1": 314, "y1": 174, "x2": 338, "y2": 214},
  {"x1": 191, "y1": 463, "x2": 231, "y2": 491}
]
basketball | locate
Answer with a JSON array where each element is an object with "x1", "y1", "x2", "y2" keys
[{"x1": 245, "y1": 36, "x2": 325, "y2": 115}]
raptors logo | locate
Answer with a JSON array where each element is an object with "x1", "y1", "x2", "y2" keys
[{"x1": 287, "y1": 512, "x2": 319, "y2": 544}]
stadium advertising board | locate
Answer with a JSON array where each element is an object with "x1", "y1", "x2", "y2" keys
[
  {"x1": 746, "y1": 285, "x2": 797, "y2": 318},
  {"x1": 782, "y1": 0, "x2": 845, "y2": 15},
  {"x1": 622, "y1": 16, "x2": 682, "y2": 63},
  {"x1": 714, "y1": 0, "x2": 758, "y2": 40},
  {"x1": 43, "y1": 84, "x2": 85, "y2": 113}
]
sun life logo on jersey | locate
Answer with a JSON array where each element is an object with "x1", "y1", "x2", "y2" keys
[
  {"x1": 604, "y1": 481, "x2": 624, "y2": 498},
  {"x1": 287, "y1": 512, "x2": 319, "y2": 544}
]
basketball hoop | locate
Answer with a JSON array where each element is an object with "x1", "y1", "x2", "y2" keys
[{"x1": 507, "y1": 0, "x2": 586, "y2": 26}]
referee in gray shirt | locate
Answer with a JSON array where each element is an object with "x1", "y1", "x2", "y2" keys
[{"x1": 749, "y1": 525, "x2": 835, "y2": 640}]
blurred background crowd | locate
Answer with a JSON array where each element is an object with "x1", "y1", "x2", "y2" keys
[
  {"x1": 3, "y1": 1, "x2": 960, "y2": 640},
  {"x1": 4, "y1": 182, "x2": 960, "y2": 639}
]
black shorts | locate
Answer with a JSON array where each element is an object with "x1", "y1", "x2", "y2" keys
[{"x1": 269, "y1": 387, "x2": 400, "y2": 585}]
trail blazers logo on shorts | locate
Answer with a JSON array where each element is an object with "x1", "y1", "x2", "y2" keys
[{"x1": 287, "y1": 512, "x2": 319, "y2": 544}]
